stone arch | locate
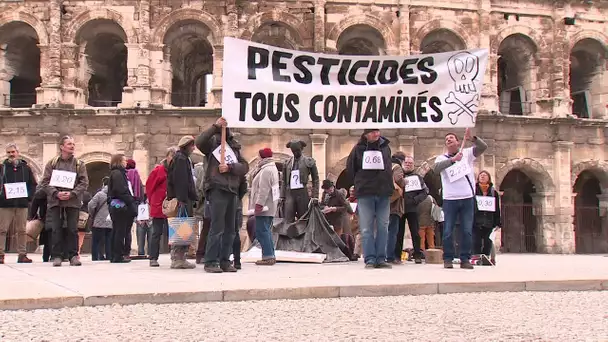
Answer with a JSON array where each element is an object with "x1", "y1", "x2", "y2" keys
[
  {"x1": 241, "y1": 11, "x2": 305, "y2": 49},
  {"x1": 151, "y1": 8, "x2": 222, "y2": 47},
  {"x1": 78, "y1": 151, "x2": 112, "y2": 164},
  {"x1": 571, "y1": 160, "x2": 608, "y2": 193},
  {"x1": 569, "y1": 30, "x2": 608, "y2": 51},
  {"x1": 2, "y1": 154, "x2": 44, "y2": 181},
  {"x1": 327, "y1": 13, "x2": 397, "y2": 52},
  {"x1": 491, "y1": 25, "x2": 544, "y2": 55},
  {"x1": 569, "y1": 34, "x2": 608, "y2": 119},
  {"x1": 327, "y1": 156, "x2": 349, "y2": 182},
  {"x1": 495, "y1": 158, "x2": 554, "y2": 193},
  {"x1": 65, "y1": 9, "x2": 138, "y2": 44},
  {"x1": 0, "y1": 12, "x2": 49, "y2": 45},
  {"x1": 412, "y1": 19, "x2": 472, "y2": 53}
]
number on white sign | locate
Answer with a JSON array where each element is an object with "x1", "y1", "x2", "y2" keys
[
  {"x1": 445, "y1": 161, "x2": 472, "y2": 183},
  {"x1": 404, "y1": 176, "x2": 422, "y2": 192},
  {"x1": 362, "y1": 151, "x2": 384, "y2": 170},
  {"x1": 212, "y1": 145, "x2": 238, "y2": 165},
  {"x1": 476, "y1": 195, "x2": 495, "y2": 212},
  {"x1": 49, "y1": 170, "x2": 77, "y2": 189},
  {"x1": 4, "y1": 182, "x2": 28, "y2": 199},
  {"x1": 290, "y1": 170, "x2": 303, "y2": 189}
]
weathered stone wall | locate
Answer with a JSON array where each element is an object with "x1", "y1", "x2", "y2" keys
[{"x1": 0, "y1": 0, "x2": 607, "y2": 254}]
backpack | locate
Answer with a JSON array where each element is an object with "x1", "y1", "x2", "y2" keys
[
  {"x1": 390, "y1": 164, "x2": 404, "y2": 203},
  {"x1": 50, "y1": 156, "x2": 84, "y2": 170}
]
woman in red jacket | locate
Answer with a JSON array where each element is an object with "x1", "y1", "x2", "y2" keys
[{"x1": 145, "y1": 147, "x2": 177, "y2": 267}]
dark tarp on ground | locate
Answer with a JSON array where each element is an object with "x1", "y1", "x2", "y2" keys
[{"x1": 249, "y1": 200, "x2": 349, "y2": 263}]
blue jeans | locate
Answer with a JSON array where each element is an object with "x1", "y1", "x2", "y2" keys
[
  {"x1": 386, "y1": 214, "x2": 401, "y2": 262},
  {"x1": 91, "y1": 228, "x2": 112, "y2": 261},
  {"x1": 442, "y1": 198, "x2": 475, "y2": 262},
  {"x1": 255, "y1": 216, "x2": 275, "y2": 259},
  {"x1": 136, "y1": 222, "x2": 152, "y2": 255},
  {"x1": 357, "y1": 196, "x2": 390, "y2": 265}
]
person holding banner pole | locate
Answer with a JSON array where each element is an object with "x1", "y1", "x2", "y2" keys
[
  {"x1": 433, "y1": 129, "x2": 487, "y2": 269},
  {"x1": 346, "y1": 128, "x2": 394, "y2": 269},
  {"x1": 195, "y1": 117, "x2": 249, "y2": 273}
]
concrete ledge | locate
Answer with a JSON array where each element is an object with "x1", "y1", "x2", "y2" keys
[
  {"x1": 223, "y1": 286, "x2": 340, "y2": 302},
  {"x1": 439, "y1": 282, "x2": 526, "y2": 294},
  {"x1": 525, "y1": 280, "x2": 606, "y2": 292},
  {"x1": 83, "y1": 291, "x2": 224, "y2": 307},
  {"x1": 0, "y1": 296, "x2": 83, "y2": 311},
  {"x1": 339, "y1": 284, "x2": 439, "y2": 298}
]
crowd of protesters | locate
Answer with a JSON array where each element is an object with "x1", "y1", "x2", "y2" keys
[{"x1": 0, "y1": 121, "x2": 500, "y2": 271}]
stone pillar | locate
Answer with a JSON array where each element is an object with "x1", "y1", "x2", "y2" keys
[
  {"x1": 551, "y1": 5, "x2": 570, "y2": 118},
  {"x1": 210, "y1": 45, "x2": 224, "y2": 108},
  {"x1": 398, "y1": 1, "x2": 411, "y2": 55},
  {"x1": 40, "y1": 133, "x2": 60, "y2": 165},
  {"x1": 149, "y1": 44, "x2": 167, "y2": 106},
  {"x1": 226, "y1": 0, "x2": 238, "y2": 37},
  {"x1": 397, "y1": 135, "x2": 416, "y2": 158},
  {"x1": 313, "y1": 0, "x2": 326, "y2": 52},
  {"x1": 133, "y1": 133, "x2": 150, "y2": 184},
  {"x1": 61, "y1": 43, "x2": 84, "y2": 107},
  {"x1": 139, "y1": 0, "x2": 151, "y2": 44},
  {"x1": 595, "y1": 193, "x2": 608, "y2": 253},
  {"x1": 478, "y1": 0, "x2": 496, "y2": 113},
  {"x1": 310, "y1": 133, "x2": 329, "y2": 192},
  {"x1": 120, "y1": 44, "x2": 152, "y2": 108},
  {"x1": 35, "y1": 45, "x2": 62, "y2": 107},
  {"x1": 0, "y1": 44, "x2": 14, "y2": 108}
]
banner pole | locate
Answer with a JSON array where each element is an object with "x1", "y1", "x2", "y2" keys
[{"x1": 220, "y1": 124, "x2": 227, "y2": 166}]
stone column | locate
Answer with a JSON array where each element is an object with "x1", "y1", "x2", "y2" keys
[
  {"x1": 397, "y1": 135, "x2": 416, "y2": 158},
  {"x1": 120, "y1": 44, "x2": 152, "y2": 108},
  {"x1": 0, "y1": 44, "x2": 14, "y2": 108},
  {"x1": 551, "y1": 5, "x2": 570, "y2": 118},
  {"x1": 149, "y1": 44, "x2": 167, "y2": 106},
  {"x1": 40, "y1": 133, "x2": 60, "y2": 165},
  {"x1": 548, "y1": 140, "x2": 575, "y2": 253},
  {"x1": 35, "y1": 45, "x2": 62, "y2": 107},
  {"x1": 530, "y1": 190, "x2": 560, "y2": 253},
  {"x1": 595, "y1": 193, "x2": 608, "y2": 253},
  {"x1": 398, "y1": 0, "x2": 411, "y2": 55},
  {"x1": 310, "y1": 133, "x2": 329, "y2": 193},
  {"x1": 226, "y1": 0, "x2": 238, "y2": 37},
  {"x1": 210, "y1": 45, "x2": 224, "y2": 108},
  {"x1": 313, "y1": 0, "x2": 326, "y2": 52},
  {"x1": 478, "y1": 0, "x2": 496, "y2": 113},
  {"x1": 133, "y1": 133, "x2": 150, "y2": 184},
  {"x1": 61, "y1": 43, "x2": 84, "y2": 107}
]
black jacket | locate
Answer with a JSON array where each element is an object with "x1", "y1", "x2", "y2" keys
[
  {"x1": 195, "y1": 125, "x2": 249, "y2": 196},
  {"x1": 403, "y1": 170, "x2": 429, "y2": 213},
  {"x1": 107, "y1": 166, "x2": 137, "y2": 216},
  {"x1": 166, "y1": 150, "x2": 197, "y2": 203},
  {"x1": 29, "y1": 189, "x2": 48, "y2": 221},
  {"x1": 0, "y1": 159, "x2": 37, "y2": 208},
  {"x1": 474, "y1": 182, "x2": 501, "y2": 228},
  {"x1": 346, "y1": 136, "x2": 394, "y2": 198}
]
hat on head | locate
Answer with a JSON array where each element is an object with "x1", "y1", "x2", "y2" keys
[
  {"x1": 321, "y1": 179, "x2": 334, "y2": 190},
  {"x1": 126, "y1": 159, "x2": 136, "y2": 169},
  {"x1": 259, "y1": 148, "x2": 273, "y2": 159},
  {"x1": 178, "y1": 135, "x2": 195, "y2": 148},
  {"x1": 363, "y1": 128, "x2": 380, "y2": 135},
  {"x1": 286, "y1": 139, "x2": 307, "y2": 149}
]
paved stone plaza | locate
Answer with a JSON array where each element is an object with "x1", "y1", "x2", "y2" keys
[{"x1": 0, "y1": 254, "x2": 606, "y2": 311}]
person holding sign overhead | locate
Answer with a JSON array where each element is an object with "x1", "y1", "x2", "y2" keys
[
  {"x1": 0, "y1": 143, "x2": 38, "y2": 264},
  {"x1": 40, "y1": 136, "x2": 89, "y2": 267},
  {"x1": 473, "y1": 170, "x2": 501, "y2": 265},
  {"x1": 433, "y1": 129, "x2": 487, "y2": 269},
  {"x1": 195, "y1": 117, "x2": 249, "y2": 273},
  {"x1": 346, "y1": 128, "x2": 394, "y2": 269}
]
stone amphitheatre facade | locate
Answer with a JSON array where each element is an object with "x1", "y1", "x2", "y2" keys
[{"x1": 0, "y1": 0, "x2": 606, "y2": 254}]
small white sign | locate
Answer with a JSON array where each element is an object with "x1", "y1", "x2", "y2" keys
[
  {"x1": 350, "y1": 203, "x2": 357, "y2": 212},
  {"x1": 212, "y1": 145, "x2": 238, "y2": 165},
  {"x1": 404, "y1": 175, "x2": 422, "y2": 192},
  {"x1": 362, "y1": 151, "x2": 384, "y2": 170},
  {"x1": 445, "y1": 161, "x2": 472, "y2": 183},
  {"x1": 137, "y1": 204, "x2": 150, "y2": 221},
  {"x1": 290, "y1": 170, "x2": 304, "y2": 189},
  {"x1": 49, "y1": 170, "x2": 77, "y2": 189},
  {"x1": 476, "y1": 195, "x2": 496, "y2": 212},
  {"x1": 271, "y1": 184, "x2": 280, "y2": 202},
  {"x1": 4, "y1": 182, "x2": 28, "y2": 199},
  {"x1": 106, "y1": 214, "x2": 111, "y2": 221}
]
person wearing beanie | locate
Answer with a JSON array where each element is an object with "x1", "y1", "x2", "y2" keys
[
  {"x1": 346, "y1": 128, "x2": 394, "y2": 269},
  {"x1": 166, "y1": 135, "x2": 198, "y2": 269},
  {"x1": 249, "y1": 147, "x2": 279, "y2": 265},
  {"x1": 195, "y1": 117, "x2": 249, "y2": 273}
]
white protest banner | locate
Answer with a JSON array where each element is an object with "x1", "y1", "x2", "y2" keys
[{"x1": 222, "y1": 37, "x2": 488, "y2": 129}]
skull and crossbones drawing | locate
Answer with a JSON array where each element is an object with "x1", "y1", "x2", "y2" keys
[{"x1": 445, "y1": 52, "x2": 481, "y2": 125}]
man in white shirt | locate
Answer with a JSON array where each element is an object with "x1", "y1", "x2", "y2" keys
[{"x1": 433, "y1": 128, "x2": 487, "y2": 269}]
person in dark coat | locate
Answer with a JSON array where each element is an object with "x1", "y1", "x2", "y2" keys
[
  {"x1": 29, "y1": 187, "x2": 50, "y2": 262},
  {"x1": 473, "y1": 170, "x2": 501, "y2": 265},
  {"x1": 107, "y1": 153, "x2": 137, "y2": 263}
]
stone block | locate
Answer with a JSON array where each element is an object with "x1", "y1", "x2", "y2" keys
[
  {"x1": 525, "y1": 280, "x2": 605, "y2": 292},
  {"x1": 83, "y1": 291, "x2": 223, "y2": 307},
  {"x1": 0, "y1": 296, "x2": 83, "y2": 311},
  {"x1": 424, "y1": 249, "x2": 443, "y2": 264},
  {"x1": 339, "y1": 284, "x2": 438, "y2": 298},
  {"x1": 223, "y1": 286, "x2": 340, "y2": 302},
  {"x1": 438, "y1": 282, "x2": 526, "y2": 294}
]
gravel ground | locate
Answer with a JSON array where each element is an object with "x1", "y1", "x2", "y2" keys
[{"x1": 1, "y1": 291, "x2": 607, "y2": 342}]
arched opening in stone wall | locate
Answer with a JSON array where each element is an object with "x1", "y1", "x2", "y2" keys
[
  {"x1": 251, "y1": 22, "x2": 299, "y2": 50},
  {"x1": 420, "y1": 29, "x2": 466, "y2": 54},
  {"x1": 335, "y1": 169, "x2": 353, "y2": 194},
  {"x1": 497, "y1": 34, "x2": 537, "y2": 115},
  {"x1": 569, "y1": 38, "x2": 607, "y2": 119},
  {"x1": 337, "y1": 24, "x2": 386, "y2": 56},
  {"x1": 165, "y1": 20, "x2": 214, "y2": 107},
  {"x1": 573, "y1": 170, "x2": 604, "y2": 253},
  {"x1": 0, "y1": 22, "x2": 41, "y2": 108},
  {"x1": 86, "y1": 161, "x2": 110, "y2": 194},
  {"x1": 499, "y1": 169, "x2": 538, "y2": 253},
  {"x1": 76, "y1": 19, "x2": 128, "y2": 107}
]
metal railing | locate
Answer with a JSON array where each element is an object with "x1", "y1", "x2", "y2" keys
[
  {"x1": 573, "y1": 205, "x2": 606, "y2": 254},
  {"x1": 501, "y1": 203, "x2": 538, "y2": 253},
  {"x1": 3, "y1": 93, "x2": 36, "y2": 108}
]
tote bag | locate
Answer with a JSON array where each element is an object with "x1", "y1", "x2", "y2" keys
[{"x1": 167, "y1": 206, "x2": 196, "y2": 246}]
